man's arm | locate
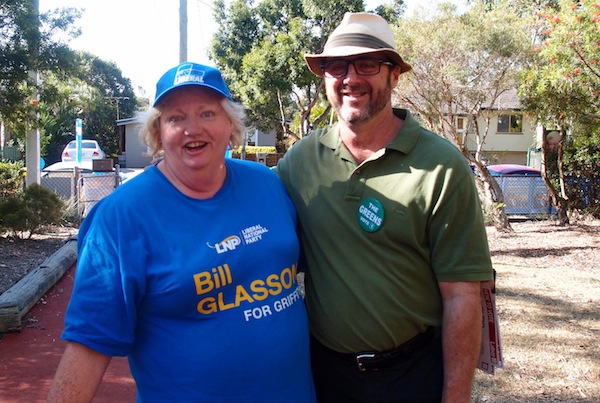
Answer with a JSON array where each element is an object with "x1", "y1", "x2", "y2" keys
[
  {"x1": 438, "y1": 280, "x2": 482, "y2": 403},
  {"x1": 47, "y1": 341, "x2": 112, "y2": 403}
]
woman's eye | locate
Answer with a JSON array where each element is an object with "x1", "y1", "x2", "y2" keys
[
  {"x1": 201, "y1": 111, "x2": 216, "y2": 118},
  {"x1": 168, "y1": 115, "x2": 183, "y2": 123}
]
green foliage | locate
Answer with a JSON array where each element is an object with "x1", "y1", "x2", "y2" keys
[
  {"x1": 519, "y1": 0, "x2": 600, "y2": 124},
  {"x1": 371, "y1": 0, "x2": 406, "y2": 22},
  {"x1": 41, "y1": 52, "x2": 138, "y2": 162},
  {"x1": 0, "y1": 197, "x2": 31, "y2": 235},
  {"x1": 231, "y1": 146, "x2": 278, "y2": 157},
  {"x1": 1, "y1": 2, "x2": 140, "y2": 164},
  {"x1": 210, "y1": 0, "x2": 365, "y2": 138},
  {"x1": 518, "y1": 0, "x2": 600, "y2": 216},
  {"x1": 0, "y1": 0, "x2": 82, "y2": 125},
  {"x1": 562, "y1": 124, "x2": 600, "y2": 215},
  {"x1": 0, "y1": 184, "x2": 65, "y2": 238},
  {"x1": 0, "y1": 161, "x2": 25, "y2": 198}
]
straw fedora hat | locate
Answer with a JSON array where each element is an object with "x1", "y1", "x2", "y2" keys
[{"x1": 304, "y1": 12, "x2": 411, "y2": 77}]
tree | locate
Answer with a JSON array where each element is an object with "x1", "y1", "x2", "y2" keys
[
  {"x1": 209, "y1": 0, "x2": 369, "y2": 143},
  {"x1": 3, "y1": 50, "x2": 138, "y2": 163},
  {"x1": 1, "y1": 2, "x2": 139, "y2": 162},
  {"x1": 392, "y1": 2, "x2": 534, "y2": 231},
  {"x1": 519, "y1": 0, "x2": 600, "y2": 221},
  {"x1": 72, "y1": 52, "x2": 137, "y2": 155},
  {"x1": 0, "y1": 0, "x2": 81, "y2": 139},
  {"x1": 475, "y1": 0, "x2": 560, "y2": 14}
]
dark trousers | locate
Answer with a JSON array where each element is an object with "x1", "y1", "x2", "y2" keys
[{"x1": 310, "y1": 335, "x2": 443, "y2": 403}]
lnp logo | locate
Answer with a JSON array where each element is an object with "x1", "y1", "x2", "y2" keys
[
  {"x1": 174, "y1": 63, "x2": 206, "y2": 85},
  {"x1": 207, "y1": 235, "x2": 242, "y2": 254}
]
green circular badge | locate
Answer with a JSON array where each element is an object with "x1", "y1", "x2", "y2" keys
[{"x1": 358, "y1": 198, "x2": 385, "y2": 232}]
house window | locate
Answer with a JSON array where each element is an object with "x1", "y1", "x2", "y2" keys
[
  {"x1": 456, "y1": 116, "x2": 466, "y2": 144},
  {"x1": 497, "y1": 114, "x2": 523, "y2": 133},
  {"x1": 456, "y1": 117, "x2": 466, "y2": 131}
]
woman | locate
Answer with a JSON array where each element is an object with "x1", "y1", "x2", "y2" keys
[{"x1": 47, "y1": 62, "x2": 316, "y2": 402}]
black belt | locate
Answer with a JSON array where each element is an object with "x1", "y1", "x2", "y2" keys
[{"x1": 320, "y1": 327, "x2": 441, "y2": 372}]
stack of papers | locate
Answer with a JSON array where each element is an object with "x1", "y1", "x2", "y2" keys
[{"x1": 477, "y1": 279, "x2": 504, "y2": 374}]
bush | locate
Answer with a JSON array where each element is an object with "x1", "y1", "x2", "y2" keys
[
  {"x1": 0, "y1": 161, "x2": 25, "y2": 199},
  {"x1": 0, "y1": 184, "x2": 65, "y2": 238}
]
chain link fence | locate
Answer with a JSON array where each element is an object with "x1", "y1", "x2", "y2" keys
[
  {"x1": 41, "y1": 167, "x2": 122, "y2": 219},
  {"x1": 494, "y1": 175, "x2": 554, "y2": 216}
]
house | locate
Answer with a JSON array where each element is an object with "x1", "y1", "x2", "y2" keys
[
  {"x1": 458, "y1": 89, "x2": 536, "y2": 165},
  {"x1": 245, "y1": 128, "x2": 276, "y2": 146},
  {"x1": 115, "y1": 118, "x2": 153, "y2": 168}
]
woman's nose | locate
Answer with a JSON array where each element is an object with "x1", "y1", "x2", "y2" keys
[{"x1": 184, "y1": 117, "x2": 202, "y2": 134}]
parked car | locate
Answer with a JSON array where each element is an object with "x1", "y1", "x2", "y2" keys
[
  {"x1": 61, "y1": 140, "x2": 105, "y2": 162},
  {"x1": 486, "y1": 164, "x2": 542, "y2": 176}
]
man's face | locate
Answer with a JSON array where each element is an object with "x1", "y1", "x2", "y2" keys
[{"x1": 323, "y1": 54, "x2": 400, "y2": 126}]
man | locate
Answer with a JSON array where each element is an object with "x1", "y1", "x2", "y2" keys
[{"x1": 276, "y1": 12, "x2": 494, "y2": 402}]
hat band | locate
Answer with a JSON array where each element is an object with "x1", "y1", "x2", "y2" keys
[{"x1": 325, "y1": 33, "x2": 394, "y2": 52}]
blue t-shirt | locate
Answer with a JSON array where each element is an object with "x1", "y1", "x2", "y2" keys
[{"x1": 63, "y1": 160, "x2": 316, "y2": 402}]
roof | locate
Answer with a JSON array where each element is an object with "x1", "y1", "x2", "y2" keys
[
  {"x1": 481, "y1": 88, "x2": 521, "y2": 111},
  {"x1": 116, "y1": 118, "x2": 137, "y2": 126}
]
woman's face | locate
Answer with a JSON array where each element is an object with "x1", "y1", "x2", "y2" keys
[{"x1": 158, "y1": 87, "x2": 233, "y2": 173}]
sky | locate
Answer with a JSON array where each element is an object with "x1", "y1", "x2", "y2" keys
[{"x1": 39, "y1": 0, "x2": 467, "y2": 103}]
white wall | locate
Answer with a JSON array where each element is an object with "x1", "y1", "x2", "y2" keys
[{"x1": 465, "y1": 113, "x2": 536, "y2": 153}]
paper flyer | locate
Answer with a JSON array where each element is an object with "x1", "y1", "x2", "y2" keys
[{"x1": 477, "y1": 280, "x2": 503, "y2": 374}]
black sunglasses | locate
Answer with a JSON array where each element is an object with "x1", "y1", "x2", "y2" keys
[{"x1": 321, "y1": 57, "x2": 395, "y2": 78}]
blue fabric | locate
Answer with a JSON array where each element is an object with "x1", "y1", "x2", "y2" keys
[{"x1": 63, "y1": 159, "x2": 316, "y2": 402}]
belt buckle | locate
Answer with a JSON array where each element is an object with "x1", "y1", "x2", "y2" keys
[{"x1": 356, "y1": 353, "x2": 377, "y2": 372}]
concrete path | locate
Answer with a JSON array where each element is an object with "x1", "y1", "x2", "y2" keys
[{"x1": 0, "y1": 264, "x2": 136, "y2": 402}]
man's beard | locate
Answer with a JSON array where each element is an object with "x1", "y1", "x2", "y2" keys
[{"x1": 330, "y1": 74, "x2": 393, "y2": 126}]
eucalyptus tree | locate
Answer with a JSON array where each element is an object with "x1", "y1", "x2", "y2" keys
[{"x1": 392, "y1": 2, "x2": 534, "y2": 230}]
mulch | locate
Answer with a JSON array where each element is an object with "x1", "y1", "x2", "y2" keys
[{"x1": 0, "y1": 264, "x2": 136, "y2": 402}]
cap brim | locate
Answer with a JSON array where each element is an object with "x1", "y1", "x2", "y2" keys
[{"x1": 305, "y1": 47, "x2": 411, "y2": 77}]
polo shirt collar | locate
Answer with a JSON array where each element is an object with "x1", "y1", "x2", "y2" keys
[
  {"x1": 387, "y1": 109, "x2": 420, "y2": 155},
  {"x1": 319, "y1": 108, "x2": 421, "y2": 157}
]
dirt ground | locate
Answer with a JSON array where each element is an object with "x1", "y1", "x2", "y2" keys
[
  {"x1": 485, "y1": 218, "x2": 599, "y2": 273},
  {"x1": 0, "y1": 226, "x2": 78, "y2": 295},
  {"x1": 1, "y1": 218, "x2": 599, "y2": 401}
]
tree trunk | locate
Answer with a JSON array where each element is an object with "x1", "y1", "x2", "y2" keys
[
  {"x1": 541, "y1": 129, "x2": 569, "y2": 226},
  {"x1": 473, "y1": 163, "x2": 513, "y2": 232}
]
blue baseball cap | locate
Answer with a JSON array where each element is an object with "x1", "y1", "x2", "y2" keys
[{"x1": 153, "y1": 62, "x2": 233, "y2": 106}]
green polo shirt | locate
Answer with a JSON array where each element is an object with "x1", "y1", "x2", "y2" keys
[{"x1": 277, "y1": 109, "x2": 493, "y2": 353}]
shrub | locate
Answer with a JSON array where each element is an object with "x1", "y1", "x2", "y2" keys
[
  {"x1": 0, "y1": 161, "x2": 25, "y2": 199},
  {"x1": 0, "y1": 184, "x2": 65, "y2": 239}
]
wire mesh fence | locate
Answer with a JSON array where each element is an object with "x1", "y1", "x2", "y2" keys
[
  {"x1": 41, "y1": 168, "x2": 121, "y2": 219},
  {"x1": 494, "y1": 175, "x2": 554, "y2": 216}
]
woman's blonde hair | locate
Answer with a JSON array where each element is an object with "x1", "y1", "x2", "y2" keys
[{"x1": 137, "y1": 97, "x2": 247, "y2": 158}]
